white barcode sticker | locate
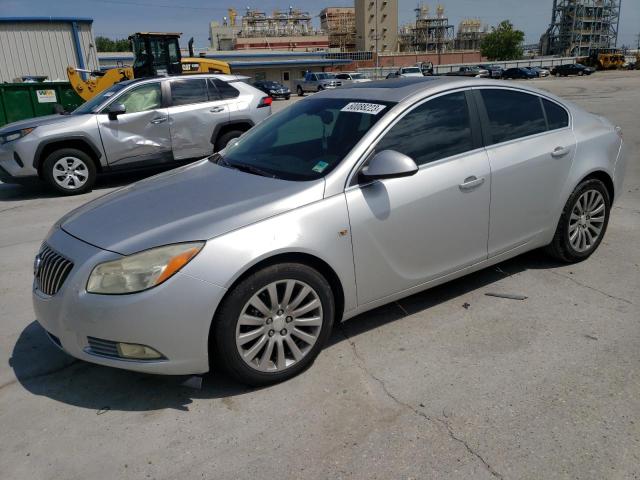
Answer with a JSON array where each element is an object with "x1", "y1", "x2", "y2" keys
[{"x1": 340, "y1": 102, "x2": 386, "y2": 115}]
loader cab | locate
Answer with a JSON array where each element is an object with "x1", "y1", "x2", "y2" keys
[{"x1": 130, "y1": 32, "x2": 183, "y2": 78}]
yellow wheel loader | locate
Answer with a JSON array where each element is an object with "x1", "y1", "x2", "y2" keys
[{"x1": 68, "y1": 32, "x2": 231, "y2": 102}]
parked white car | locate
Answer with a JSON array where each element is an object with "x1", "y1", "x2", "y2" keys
[
  {"x1": 334, "y1": 72, "x2": 371, "y2": 85},
  {"x1": 397, "y1": 67, "x2": 424, "y2": 77}
]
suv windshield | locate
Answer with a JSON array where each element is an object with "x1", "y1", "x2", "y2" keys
[
  {"x1": 402, "y1": 67, "x2": 421, "y2": 73},
  {"x1": 72, "y1": 82, "x2": 132, "y2": 114},
  {"x1": 217, "y1": 98, "x2": 395, "y2": 181}
]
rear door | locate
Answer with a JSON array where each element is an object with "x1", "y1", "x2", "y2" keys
[
  {"x1": 96, "y1": 82, "x2": 172, "y2": 167},
  {"x1": 475, "y1": 88, "x2": 576, "y2": 256},
  {"x1": 168, "y1": 77, "x2": 230, "y2": 160}
]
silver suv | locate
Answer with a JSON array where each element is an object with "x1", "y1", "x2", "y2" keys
[{"x1": 0, "y1": 74, "x2": 271, "y2": 194}]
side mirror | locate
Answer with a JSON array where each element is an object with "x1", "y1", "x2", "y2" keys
[
  {"x1": 360, "y1": 150, "x2": 418, "y2": 181},
  {"x1": 107, "y1": 103, "x2": 126, "y2": 120}
]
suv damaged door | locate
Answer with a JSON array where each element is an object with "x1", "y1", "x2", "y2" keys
[
  {"x1": 96, "y1": 82, "x2": 172, "y2": 167},
  {"x1": 168, "y1": 78, "x2": 231, "y2": 159}
]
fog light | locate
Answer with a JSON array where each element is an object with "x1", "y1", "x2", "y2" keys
[{"x1": 116, "y1": 342, "x2": 163, "y2": 359}]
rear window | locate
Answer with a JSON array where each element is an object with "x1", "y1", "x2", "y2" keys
[
  {"x1": 543, "y1": 98, "x2": 569, "y2": 130},
  {"x1": 212, "y1": 78, "x2": 239, "y2": 99},
  {"x1": 481, "y1": 89, "x2": 547, "y2": 144}
]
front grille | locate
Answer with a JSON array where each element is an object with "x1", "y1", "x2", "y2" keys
[
  {"x1": 34, "y1": 244, "x2": 74, "y2": 296},
  {"x1": 86, "y1": 337, "x2": 120, "y2": 358}
]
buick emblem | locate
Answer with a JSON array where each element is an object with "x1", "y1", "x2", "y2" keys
[{"x1": 33, "y1": 254, "x2": 42, "y2": 277}]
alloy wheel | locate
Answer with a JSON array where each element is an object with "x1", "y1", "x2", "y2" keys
[
  {"x1": 235, "y1": 279, "x2": 323, "y2": 372},
  {"x1": 52, "y1": 157, "x2": 89, "y2": 190},
  {"x1": 568, "y1": 189, "x2": 606, "y2": 252}
]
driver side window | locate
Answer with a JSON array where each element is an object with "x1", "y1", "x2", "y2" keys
[
  {"x1": 375, "y1": 91, "x2": 474, "y2": 166},
  {"x1": 115, "y1": 84, "x2": 162, "y2": 114}
]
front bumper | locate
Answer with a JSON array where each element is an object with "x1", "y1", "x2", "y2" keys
[
  {"x1": 32, "y1": 228, "x2": 227, "y2": 375},
  {"x1": 0, "y1": 139, "x2": 39, "y2": 181}
]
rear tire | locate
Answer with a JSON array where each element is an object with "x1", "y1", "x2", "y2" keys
[
  {"x1": 212, "y1": 263, "x2": 335, "y2": 386},
  {"x1": 214, "y1": 130, "x2": 244, "y2": 152},
  {"x1": 42, "y1": 148, "x2": 96, "y2": 195},
  {"x1": 297, "y1": 86, "x2": 304, "y2": 97},
  {"x1": 545, "y1": 179, "x2": 611, "y2": 263}
]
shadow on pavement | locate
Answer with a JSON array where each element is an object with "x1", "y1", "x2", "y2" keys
[
  {"x1": 0, "y1": 165, "x2": 180, "y2": 201},
  {"x1": 9, "y1": 250, "x2": 561, "y2": 412}
]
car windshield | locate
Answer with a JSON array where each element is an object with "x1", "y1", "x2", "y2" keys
[
  {"x1": 402, "y1": 67, "x2": 421, "y2": 73},
  {"x1": 216, "y1": 98, "x2": 395, "y2": 181},
  {"x1": 72, "y1": 82, "x2": 131, "y2": 114},
  {"x1": 262, "y1": 82, "x2": 281, "y2": 88},
  {"x1": 316, "y1": 73, "x2": 334, "y2": 80}
]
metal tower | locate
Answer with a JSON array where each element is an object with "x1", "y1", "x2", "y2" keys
[{"x1": 542, "y1": 0, "x2": 622, "y2": 57}]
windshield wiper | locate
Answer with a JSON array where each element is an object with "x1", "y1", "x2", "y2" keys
[
  {"x1": 229, "y1": 162, "x2": 278, "y2": 179},
  {"x1": 210, "y1": 153, "x2": 278, "y2": 179}
]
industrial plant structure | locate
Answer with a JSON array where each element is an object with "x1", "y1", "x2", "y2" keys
[
  {"x1": 454, "y1": 19, "x2": 487, "y2": 51},
  {"x1": 398, "y1": 4, "x2": 454, "y2": 53},
  {"x1": 320, "y1": 7, "x2": 356, "y2": 51},
  {"x1": 541, "y1": 0, "x2": 622, "y2": 57},
  {"x1": 210, "y1": 6, "x2": 328, "y2": 51}
]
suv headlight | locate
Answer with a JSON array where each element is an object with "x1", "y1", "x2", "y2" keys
[
  {"x1": 87, "y1": 242, "x2": 204, "y2": 294},
  {"x1": 0, "y1": 127, "x2": 36, "y2": 144}
]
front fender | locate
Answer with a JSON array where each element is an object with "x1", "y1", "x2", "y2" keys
[{"x1": 182, "y1": 193, "x2": 358, "y2": 316}]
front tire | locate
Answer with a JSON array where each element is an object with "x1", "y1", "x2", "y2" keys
[
  {"x1": 546, "y1": 179, "x2": 611, "y2": 263},
  {"x1": 297, "y1": 86, "x2": 304, "y2": 97},
  {"x1": 212, "y1": 263, "x2": 335, "y2": 386},
  {"x1": 42, "y1": 148, "x2": 96, "y2": 195}
]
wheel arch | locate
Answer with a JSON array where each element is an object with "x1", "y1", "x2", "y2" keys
[
  {"x1": 35, "y1": 137, "x2": 103, "y2": 175},
  {"x1": 579, "y1": 169, "x2": 615, "y2": 203},
  {"x1": 210, "y1": 120, "x2": 254, "y2": 150},
  {"x1": 207, "y1": 251, "x2": 346, "y2": 352}
]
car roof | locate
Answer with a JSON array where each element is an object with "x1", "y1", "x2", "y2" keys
[
  {"x1": 318, "y1": 76, "x2": 570, "y2": 105},
  {"x1": 126, "y1": 74, "x2": 249, "y2": 86}
]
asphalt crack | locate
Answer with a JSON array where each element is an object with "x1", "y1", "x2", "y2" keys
[
  {"x1": 549, "y1": 270, "x2": 635, "y2": 306},
  {"x1": 338, "y1": 325, "x2": 504, "y2": 479}
]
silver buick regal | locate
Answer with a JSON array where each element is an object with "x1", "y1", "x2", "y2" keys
[{"x1": 33, "y1": 77, "x2": 627, "y2": 386}]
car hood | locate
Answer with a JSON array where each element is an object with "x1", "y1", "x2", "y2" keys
[
  {"x1": 60, "y1": 159, "x2": 325, "y2": 255},
  {"x1": 0, "y1": 114, "x2": 79, "y2": 134}
]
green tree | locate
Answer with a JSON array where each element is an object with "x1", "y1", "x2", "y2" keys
[
  {"x1": 480, "y1": 21, "x2": 525, "y2": 61},
  {"x1": 95, "y1": 36, "x2": 131, "y2": 52}
]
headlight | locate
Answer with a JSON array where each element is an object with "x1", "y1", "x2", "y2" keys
[
  {"x1": 0, "y1": 127, "x2": 36, "y2": 144},
  {"x1": 87, "y1": 242, "x2": 204, "y2": 294},
  {"x1": 269, "y1": 89, "x2": 276, "y2": 94}
]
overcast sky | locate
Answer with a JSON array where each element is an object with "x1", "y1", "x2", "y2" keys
[{"x1": 1, "y1": 0, "x2": 638, "y2": 49}]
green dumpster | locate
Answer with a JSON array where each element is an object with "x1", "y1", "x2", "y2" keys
[{"x1": 0, "y1": 82, "x2": 84, "y2": 127}]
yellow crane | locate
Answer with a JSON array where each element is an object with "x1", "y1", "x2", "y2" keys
[{"x1": 68, "y1": 32, "x2": 231, "y2": 101}]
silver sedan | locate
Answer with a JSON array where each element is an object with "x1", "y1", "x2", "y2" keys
[{"x1": 33, "y1": 77, "x2": 627, "y2": 386}]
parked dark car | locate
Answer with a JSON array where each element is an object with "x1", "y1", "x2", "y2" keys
[
  {"x1": 551, "y1": 63, "x2": 594, "y2": 77},
  {"x1": 502, "y1": 67, "x2": 538, "y2": 80},
  {"x1": 253, "y1": 80, "x2": 291, "y2": 100}
]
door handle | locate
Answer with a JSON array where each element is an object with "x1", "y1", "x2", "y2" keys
[
  {"x1": 150, "y1": 117, "x2": 167, "y2": 124},
  {"x1": 551, "y1": 146, "x2": 569, "y2": 158},
  {"x1": 210, "y1": 106, "x2": 225, "y2": 113},
  {"x1": 459, "y1": 176, "x2": 485, "y2": 191}
]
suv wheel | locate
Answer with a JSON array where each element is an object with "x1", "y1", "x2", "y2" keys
[
  {"x1": 297, "y1": 86, "x2": 304, "y2": 97},
  {"x1": 546, "y1": 179, "x2": 611, "y2": 263},
  {"x1": 212, "y1": 263, "x2": 335, "y2": 386},
  {"x1": 215, "y1": 130, "x2": 244, "y2": 152},
  {"x1": 42, "y1": 148, "x2": 96, "y2": 195}
]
